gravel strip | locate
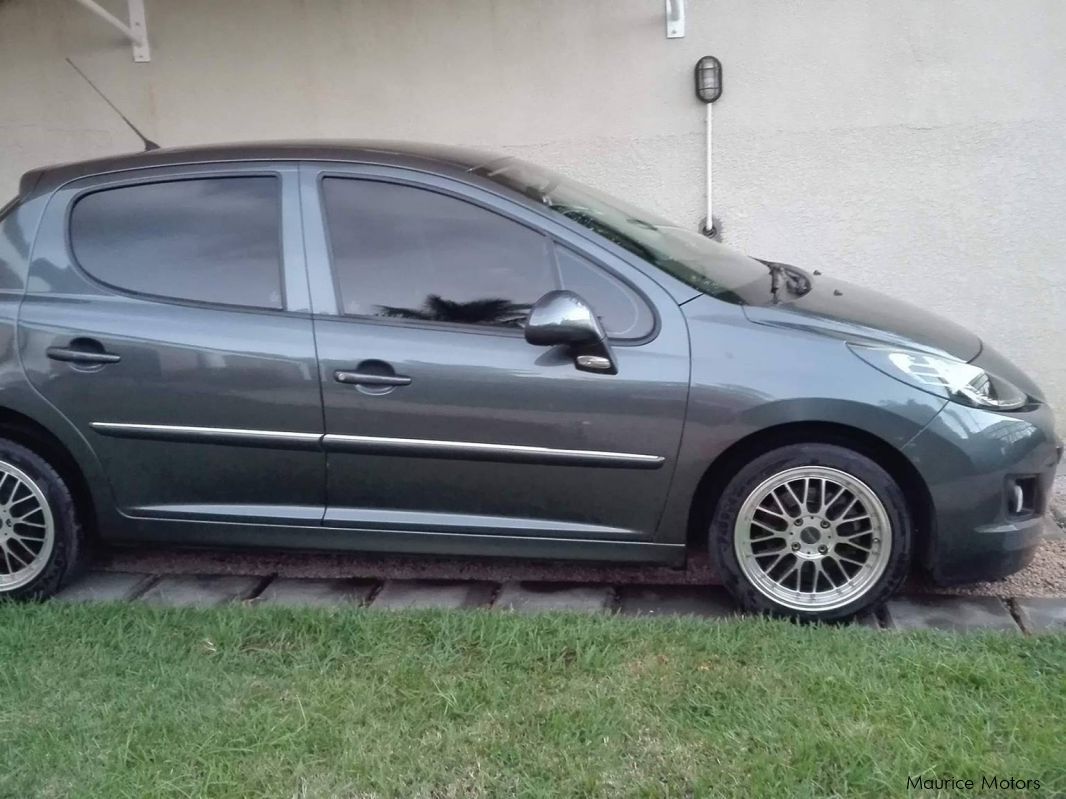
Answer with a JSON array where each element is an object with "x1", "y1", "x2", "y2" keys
[
  {"x1": 97, "y1": 547, "x2": 719, "y2": 586},
  {"x1": 1051, "y1": 474, "x2": 1066, "y2": 528},
  {"x1": 96, "y1": 529, "x2": 1066, "y2": 599},
  {"x1": 910, "y1": 537, "x2": 1066, "y2": 599},
  {"x1": 95, "y1": 491, "x2": 1066, "y2": 599}
]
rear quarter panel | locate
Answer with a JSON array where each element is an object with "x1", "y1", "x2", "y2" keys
[{"x1": 0, "y1": 194, "x2": 121, "y2": 536}]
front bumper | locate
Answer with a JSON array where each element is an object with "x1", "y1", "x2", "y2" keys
[{"x1": 903, "y1": 400, "x2": 1061, "y2": 585}]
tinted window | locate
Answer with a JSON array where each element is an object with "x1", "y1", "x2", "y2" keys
[
  {"x1": 70, "y1": 177, "x2": 283, "y2": 309},
  {"x1": 322, "y1": 178, "x2": 554, "y2": 329},
  {"x1": 556, "y1": 246, "x2": 654, "y2": 339}
]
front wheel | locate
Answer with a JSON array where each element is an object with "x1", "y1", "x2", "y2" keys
[{"x1": 710, "y1": 443, "x2": 912, "y2": 622}]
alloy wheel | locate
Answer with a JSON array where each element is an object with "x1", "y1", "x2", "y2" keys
[
  {"x1": 0, "y1": 462, "x2": 55, "y2": 592},
  {"x1": 734, "y1": 466, "x2": 892, "y2": 612}
]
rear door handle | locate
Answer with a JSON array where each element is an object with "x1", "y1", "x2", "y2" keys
[
  {"x1": 46, "y1": 345, "x2": 121, "y2": 365},
  {"x1": 334, "y1": 371, "x2": 412, "y2": 387}
]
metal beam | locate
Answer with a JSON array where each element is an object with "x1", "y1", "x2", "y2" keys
[
  {"x1": 71, "y1": 0, "x2": 151, "y2": 62},
  {"x1": 666, "y1": 0, "x2": 685, "y2": 38}
]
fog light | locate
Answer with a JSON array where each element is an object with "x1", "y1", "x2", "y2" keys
[
  {"x1": 1011, "y1": 484, "x2": 1025, "y2": 515},
  {"x1": 1008, "y1": 477, "x2": 1036, "y2": 516}
]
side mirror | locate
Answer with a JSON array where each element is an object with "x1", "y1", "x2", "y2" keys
[{"x1": 524, "y1": 290, "x2": 617, "y2": 374}]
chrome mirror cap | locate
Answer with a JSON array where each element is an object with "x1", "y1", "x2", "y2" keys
[
  {"x1": 525, "y1": 290, "x2": 617, "y2": 375},
  {"x1": 524, "y1": 290, "x2": 606, "y2": 347}
]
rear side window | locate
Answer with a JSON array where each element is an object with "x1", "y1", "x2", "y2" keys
[
  {"x1": 322, "y1": 178, "x2": 554, "y2": 329},
  {"x1": 69, "y1": 177, "x2": 283, "y2": 309}
]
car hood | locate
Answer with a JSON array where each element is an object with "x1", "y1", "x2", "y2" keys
[{"x1": 739, "y1": 270, "x2": 982, "y2": 362}]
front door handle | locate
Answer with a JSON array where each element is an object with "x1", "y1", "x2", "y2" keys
[
  {"x1": 46, "y1": 342, "x2": 121, "y2": 365},
  {"x1": 334, "y1": 370, "x2": 412, "y2": 387}
]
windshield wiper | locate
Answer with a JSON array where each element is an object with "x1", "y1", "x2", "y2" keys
[{"x1": 759, "y1": 260, "x2": 813, "y2": 303}]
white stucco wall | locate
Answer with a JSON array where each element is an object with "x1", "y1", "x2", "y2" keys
[{"x1": 2, "y1": 0, "x2": 1064, "y2": 413}]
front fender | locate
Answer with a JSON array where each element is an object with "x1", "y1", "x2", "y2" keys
[{"x1": 656, "y1": 296, "x2": 946, "y2": 546}]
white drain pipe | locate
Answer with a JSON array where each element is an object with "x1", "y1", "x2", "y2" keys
[{"x1": 705, "y1": 101, "x2": 714, "y2": 237}]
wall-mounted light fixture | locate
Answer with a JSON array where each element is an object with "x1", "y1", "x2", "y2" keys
[
  {"x1": 694, "y1": 56, "x2": 722, "y2": 238},
  {"x1": 694, "y1": 56, "x2": 722, "y2": 103}
]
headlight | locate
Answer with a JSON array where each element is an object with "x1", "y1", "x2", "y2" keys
[{"x1": 849, "y1": 345, "x2": 1028, "y2": 411}]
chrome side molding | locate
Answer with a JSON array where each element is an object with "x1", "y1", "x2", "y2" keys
[
  {"x1": 91, "y1": 423, "x2": 665, "y2": 469},
  {"x1": 322, "y1": 434, "x2": 665, "y2": 469},
  {"x1": 90, "y1": 422, "x2": 322, "y2": 450}
]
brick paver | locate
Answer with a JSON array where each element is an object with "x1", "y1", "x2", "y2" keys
[
  {"x1": 47, "y1": 566, "x2": 1064, "y2": 634},
  {"x1": 495, "y1": 582, "x2": 614, "y2": 613},
  {"x1": 138, "y1": 574, "x2": 261, "y2": 608},
  {"x1": 884, "y1": 596, "x2": 1019, "y2": 632},
  {"x1": 256, "y1": 578, "x2": 376, "y2": 608},
  {"x1": 1013, "y1": 597, "x2": 1066, "y2": 633},
  {"x1": 371, "y1": 579, "x2": 495, "y2": 610},
  {"x1": 617, "y1": 585, "x2": 735, "y2": 618},
  {"x1": 54, "y1": 571, "x2": 154, "y2": 603}
]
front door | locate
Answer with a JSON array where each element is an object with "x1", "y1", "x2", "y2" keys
[
  {"x1": 301, "y1": 164, "x2": 689, "y2": 556},
  {"x1": 18, "y1": 164, "x2": 325, "y2": 532}
]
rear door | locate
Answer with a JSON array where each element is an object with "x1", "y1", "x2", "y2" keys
[
  {"x1": 18, "y1": 163, "x2": 325, "y2": 534},
  {"x1": 300, "y1": 163, "x2": 690, "y2": 555}
]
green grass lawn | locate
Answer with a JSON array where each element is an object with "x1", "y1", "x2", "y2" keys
[{"x1": 1, "y1": 604, "x2": 1063, "y2": 799}]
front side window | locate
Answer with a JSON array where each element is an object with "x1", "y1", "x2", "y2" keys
[
  {"x1": 322, "y1": 178, "x2": 555, "y2": 329},
  {"x1": 70, "y1": 177, "x2": 283, "y2": 309},
  {"x1": 555, "y1": 245, "x2": 654, "y2": 339}
]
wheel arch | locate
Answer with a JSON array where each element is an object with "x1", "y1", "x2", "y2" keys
[
  {"x1": 685, "y1": 421, "x2": 934, "y2": 563},
  {"x1": 0, "y1": 406, "x2": 99, "y2": 543}
]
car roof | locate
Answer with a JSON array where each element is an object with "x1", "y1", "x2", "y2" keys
[{"x1": 18, "y1": 140, "x2": 506, "y2": 198}]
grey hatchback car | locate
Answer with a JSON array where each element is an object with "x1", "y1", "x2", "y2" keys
[{"x1": 0, "y1": 141, "x2": 1060, "y2": 620}]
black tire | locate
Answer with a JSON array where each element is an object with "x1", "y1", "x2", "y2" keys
[
  {"x1": 0, "y1": 439, "x2": 83, "y2": 601},
  {"x1": 710, "y1": 443, "x2": 911, "y2": 622}
]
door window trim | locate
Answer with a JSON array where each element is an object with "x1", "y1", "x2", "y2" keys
[
  {"x1": 308, "y1": 167, "x2": 660, "y2": 344},
  {"x1": 60, "y1": 165, "x2": 309, "y2": 316}
]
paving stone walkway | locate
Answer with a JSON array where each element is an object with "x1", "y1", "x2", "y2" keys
[{"x1": 52, "y1": 570, "x2": 1066, "y2": 633}]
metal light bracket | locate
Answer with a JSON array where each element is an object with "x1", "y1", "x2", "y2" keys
[
  {"x1": 666, "y1": 0, "x2": 685, "y2": 38},
  {"x1": 71, "y1": 0, "x2": 151, "y2": 62}
]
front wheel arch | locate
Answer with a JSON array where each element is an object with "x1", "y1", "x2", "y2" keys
[{"x1": 685, "y1": 421, "x2": 935, "y2": 568}]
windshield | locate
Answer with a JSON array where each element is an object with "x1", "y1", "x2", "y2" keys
[
  {"x1": 475, "y1": 158, "x2": 768, "y2": 302},
  {"x1": 0, "y1": 197, "x2": 18, "y2": 222}
]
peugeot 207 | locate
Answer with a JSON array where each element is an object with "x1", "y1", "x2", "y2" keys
[{"x1": 0, "y1": 141, "x2": 1059, "y2": 621}]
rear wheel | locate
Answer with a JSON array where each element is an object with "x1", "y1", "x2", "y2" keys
[
  {"x1": 711, "y1": 443, "x2": 911, "y2": 621},
  {"x1": 0, "y1": 440, "x2": 82, "y2": 601}
]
